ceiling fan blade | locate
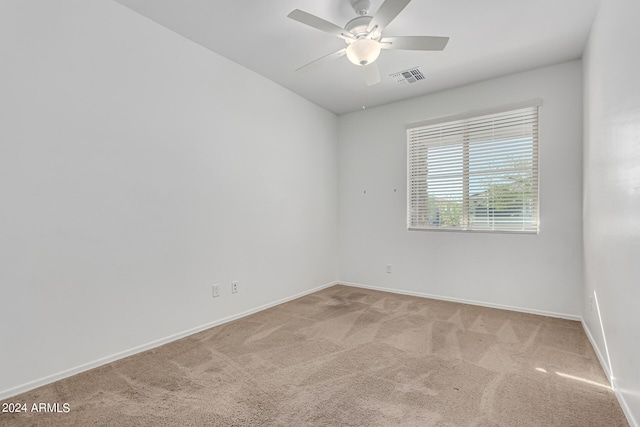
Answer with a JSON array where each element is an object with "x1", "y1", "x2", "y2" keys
[
  {"x1": 288, "y1": 9, "x2": 353, "y2": 41},
  {"x1": 363, "y1": 62, "x2": 381, "y2": 86},
  {"x1": 367, "y1": 0, "x2": 411, "y2": 32},
  {"x1": 295, "y1": 48, "x2": 347, "y2": 72},
  {"x1": 380, "y1": 36, "x2": 449, "y2": 51}
]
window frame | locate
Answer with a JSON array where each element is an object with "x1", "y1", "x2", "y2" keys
[{"x1": 406, "y1": 100, "x2": 542, "y2": 234}]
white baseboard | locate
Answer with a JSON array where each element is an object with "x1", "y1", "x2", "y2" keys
[
  {"x1": 0, "y1": 280, "x2": 338, "y2": 401},
  {"x1": 339, "y1": 281, "x2": 581, "y2": 321},
  {"x1": 581, "y1": 321, "x2": 638, "y2": 427},
  {"x1": 4, "y1": 280, "x2": 636, "y2": 427},
  {"x1": 612, "y1": 381, "x2": 639, "y2": 427},
  {"x1": 581, "y1": 320, "x2": 612, "y2": 381}
]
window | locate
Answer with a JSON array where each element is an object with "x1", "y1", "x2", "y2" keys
[{"x1": 407, "y1": 104, "x2": 539, "y2": 233}]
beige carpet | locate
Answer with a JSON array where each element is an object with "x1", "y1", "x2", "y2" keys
[{"x1": 0, "y1": 285, "x2": 629, "y2": 426}]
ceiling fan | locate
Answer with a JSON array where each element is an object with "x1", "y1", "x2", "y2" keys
[{"x1": 287, "y1": 0, "x2": 449, "y2": 85}]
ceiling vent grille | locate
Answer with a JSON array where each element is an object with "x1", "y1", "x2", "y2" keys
[{"x1": 390, "y1": 67, "x2": 425, "y2": 85}]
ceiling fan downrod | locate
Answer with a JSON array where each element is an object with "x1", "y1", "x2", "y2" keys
[{"x1": 351, "y1": 0, "x2": 371, "y2": 16}]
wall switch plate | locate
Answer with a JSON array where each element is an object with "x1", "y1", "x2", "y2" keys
[
  {"x1": 386, "y1": 264, "x2": 392, "y2": 274},
  {"x1": 212, "y1": 284, "x2": 220, "y2": 298},
  {"x1": 231, "y1": 281, "x2": 239, "y2": 294}
]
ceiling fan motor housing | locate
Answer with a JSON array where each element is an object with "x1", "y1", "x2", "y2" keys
[{"x1": 344, "y1": 15, "x2": 377, "y2": 40}]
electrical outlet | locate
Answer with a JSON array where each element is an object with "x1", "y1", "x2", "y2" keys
[
  {"x1": 212, "y1": 284, "x2": 220, "y2": 298},
  {"x1": 231, "y1": 281, "x2": 239, "y2": 294},
  {"x1": 386, "y1": 264, "x2": 392, "y2": 274}
]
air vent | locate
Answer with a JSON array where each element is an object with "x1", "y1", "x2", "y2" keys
[{"x1": 390, "y1": 67, "x2": 425, "y2": 85}]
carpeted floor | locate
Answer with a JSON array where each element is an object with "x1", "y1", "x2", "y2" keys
[{"x1": 0, "y1": 285, "x2": 629, "y2": 426}]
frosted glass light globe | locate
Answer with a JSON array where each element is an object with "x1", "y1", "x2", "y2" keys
[{"x1": 346, "y1": 39, "x2": 381, "y2": 66}]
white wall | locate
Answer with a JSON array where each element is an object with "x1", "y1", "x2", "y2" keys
[
  {"x1": 338, "y1": 61, "x2": 583, "y2": 318},
  {"x1": 7, "y1": 2, "x2": 637, "y2": 419},
  {"x1": 0, "y1": 0, "x2": 338, "y2": 398},
  {"x1": 582, "y1": 0, "x2": 640, "y2": 424}
]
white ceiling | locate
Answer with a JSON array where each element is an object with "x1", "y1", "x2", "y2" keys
[{"x1": 114, "y1": 0, "x2": 599, "y2": 115}]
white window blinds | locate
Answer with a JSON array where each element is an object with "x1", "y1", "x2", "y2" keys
[{"x1": 407, "y1": 105, "x2": 539, "y2": 233}]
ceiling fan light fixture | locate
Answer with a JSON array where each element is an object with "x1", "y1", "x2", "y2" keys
[{"x1": 346, "y1": 38, "x2": 381, "y2": 66}]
